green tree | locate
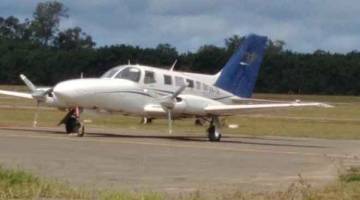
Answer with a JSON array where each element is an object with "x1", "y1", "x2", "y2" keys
[
  {"x1": 155, "y1": 43, "x2": 178, "y2": 67},
  {"x1": 0, "y1": 16, "x2": 32, "y2": 40},
  {"x1": 54, "y1": 26, "x2": 95, "y2": 50},
  {"x1": 31, "y1": 1, "x2": 68, "y2": 46},
  {"x1": 224, "y1": 35, "x2": 244, "y2": 54},
  {"x1": 266, "y1": 39, "x2": 285, "y2": 55},
  {"x1": 191, "y1": 45, "x2": 227, "y2": 74}
]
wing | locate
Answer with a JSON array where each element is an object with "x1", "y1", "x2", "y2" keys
[
  {"x1": 205, "y1": 102, "x2": 333, "y2": 116},
  {"x1": 0, "y1": 89, "x2": 33, "y2": 99}
]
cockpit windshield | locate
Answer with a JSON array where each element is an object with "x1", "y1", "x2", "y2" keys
[
  {"x1": 115, "y1": 67, "x2": 141, "y2": 82},
  {"x1": 101, "y1": 67, "x2": 121, "y2": 78}
]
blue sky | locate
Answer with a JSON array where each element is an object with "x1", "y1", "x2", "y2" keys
[{"x1": 1, "y1": 0, "x2": 359, "y2": 53}]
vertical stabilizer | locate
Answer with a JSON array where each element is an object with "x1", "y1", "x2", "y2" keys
[{"x1": 214, "y1": 34, "x2": 267, "y2": 98}]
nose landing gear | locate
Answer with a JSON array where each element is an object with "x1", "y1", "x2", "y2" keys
[{"x1": 59, "y1": 107, "x2": 85, "y2": 137}]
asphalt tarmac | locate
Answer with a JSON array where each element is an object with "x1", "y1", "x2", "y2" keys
[{"x1": 0, "y1": 126, "x2": 359, "y2": 193}]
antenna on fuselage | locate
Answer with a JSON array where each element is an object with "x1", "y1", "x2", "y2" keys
[
  {"x1": 128, "y1": 60, "x2": 131, "y2": 65},
  {"x1": 169, "y1": 59, "x2": 177, "y2": 71}
]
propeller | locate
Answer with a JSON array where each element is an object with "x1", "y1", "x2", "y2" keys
[
  {"x1": 19, "y1": 74, "x2": 53, "y2": 127},
  {"x1": 33, "y1": 101, "x2": 39, "y2": 127},
  {"x1": 31, "y1": 89, "x2": 53, "y2": 127},
  {"x1": 159, "y1": 84, "x2": 188, "y2": 134},
  {"x1": 167, "y1": 110, "x2": 173, "y2": 134}
]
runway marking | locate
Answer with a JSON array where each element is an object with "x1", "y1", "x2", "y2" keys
[{"x1": 0, "y1": 131, "x2": 358, "y2": 161}]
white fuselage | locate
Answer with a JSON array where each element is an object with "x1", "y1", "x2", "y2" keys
[{"x1": 42, "y1": 64, "x2": 237, "y2": 118}]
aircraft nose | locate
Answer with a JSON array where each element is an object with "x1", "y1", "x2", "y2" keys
[{"x1": 53, "y1": 80, "x2": 80, "y2": 101}]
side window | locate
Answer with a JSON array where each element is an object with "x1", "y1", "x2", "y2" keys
[
  {"x1": 209, "y1": 87, "x2": 215, "y2": 94},
  {"x1": 215, "y1": 88, "x2": 220, "y2": 95},
  {"x1": 164, "y1": 75, "x2": 172, "y2": 85},
  {"x1": 186, "y1": 79, "x2": 194, "y2": 88},
  {"x1": 144, "y1": 71, "x2": 156, "y2": 84},
  {"x1": 203, "y1": 83, "x2": 209, "y2": 91},
  {"x1": 195, "y1": 81, "x2": 201, "y2": 90},
  {"x1": 175, "y1": 76, "x2": 185, "y2": 86}
]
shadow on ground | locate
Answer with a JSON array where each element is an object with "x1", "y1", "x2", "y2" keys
[{"x1": 0, "y1": 126, "x2": 327, "y2": 149}]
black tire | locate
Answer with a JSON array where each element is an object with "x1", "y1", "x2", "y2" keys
[
  {"x1": 65, "y1": 116, "x2": 80, "y2": 134},
  {"x1": 207, "y1": 125, "x2": 221, "y2": 142},
  {"x1": 195, "y1": 119, "x2": 204, "y2": 126},
  {"x1": 77, "y1": 125, "x2": 85, "y2": 137}
]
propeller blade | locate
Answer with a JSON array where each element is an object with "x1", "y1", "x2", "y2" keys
[
  {"x1": 171, "y1": 84, "x2": 188, "y2": 99},
  {"x1": 33, "y1": 101, "x2": 40, "y2": 127},
  {"x1": 20, "y1": 74, "x2": 36, "y2": 92},
  {"x1": 159, "y1": 84, "x2": 188, "y2": 135},
  {"x1": 167, "y1": 110, "x2": 172, "y2": 134},
  {"x1": 32, "y1": 88, "x2": 53, "y2": 100}
]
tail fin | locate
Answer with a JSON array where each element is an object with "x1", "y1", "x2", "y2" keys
[{"x1": 214, "y1": 34, "x2": 267, "y2": 98}]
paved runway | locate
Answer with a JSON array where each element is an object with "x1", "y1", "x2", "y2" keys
[{"x1": 0, "y1": 126, "x2": 359, "y2": 193}]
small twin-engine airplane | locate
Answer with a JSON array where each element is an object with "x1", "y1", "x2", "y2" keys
[{"x1": 0, "y1": 34, "x2": 332, "y2": 141}]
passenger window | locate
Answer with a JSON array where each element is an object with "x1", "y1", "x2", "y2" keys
[
  {"x1": 164, "y1": 75, "x2": 172, "y2": 85},
  {"x1": 196, "y1": 81, "x2": 201, "y2": 90},
  {"x1": 209, "y1": 87, "x2": 215, "y2": 94},
  {"x1": 203, "y1": 84, "x2": 209, "y2": 91},
  {"x1": 115, "y1": 67, "x2": 141, "y2": 82},
  {"x1": 175, "y1": 76, "x2": 185, "y2": 86},
  {"x1": 144, "y1": 71, "x2": 156, "y2": 84},
  {"x1": 186, "y1": 79, "x2": 194, "y2": 88},
  {"x1": 215, "y1": 88, "x2": 220, "y2": 95}
]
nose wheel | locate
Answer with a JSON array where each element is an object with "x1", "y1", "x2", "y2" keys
[
  {"x1": 60, "y1": 107, "x2": 85, "y2": 137},
  {"x1": 65, "y1": 116, "x2": 84, "y2": 137},
  {"x1": 207, "y1": 116, "x2": 222, "y2": 142}
]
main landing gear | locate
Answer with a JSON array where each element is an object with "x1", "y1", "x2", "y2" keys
[
  {"x1": 141, "y1": 117, "x2": 153, "y2": 124},
  {"x1": 207, "y1": 116, "x2": 222, "y2": 142},
  {"x1": 59, "y1": 107, "x2": 85, "y2": 137}
]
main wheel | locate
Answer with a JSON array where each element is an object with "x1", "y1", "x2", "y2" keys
[{"x1": 207, "y1": 125, "x2": 221, "y2": 142}]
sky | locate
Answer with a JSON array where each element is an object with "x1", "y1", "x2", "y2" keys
[{"x1": 1, "y1": 0, "x2": 359, "y2": 53}]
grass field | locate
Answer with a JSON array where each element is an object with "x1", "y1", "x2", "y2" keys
[
  {"x1": 0, "y1": 165, "x2": 360, "y2": 200},
  {"x1": 1, "y1": 85, "x2": 360, "y2": 139}
]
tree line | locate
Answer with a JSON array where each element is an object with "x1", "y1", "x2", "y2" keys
[{"x1": 1, "y1": 1, "x2": 360, "y2": 95}]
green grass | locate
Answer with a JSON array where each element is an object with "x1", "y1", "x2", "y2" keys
[
  {"x1": 340, "y1": 167, "x2": 360, "y2": 183},
  {"x1": 0, "y1": 165, "x2": 163, "y2": 200},
  {"x1": 1, "y1": 165, "x2": 360, "y2": 200}
]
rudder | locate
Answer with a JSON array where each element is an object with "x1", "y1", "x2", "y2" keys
[{"x1": 214, "y1": 34, "x2": 267, "y2": 98}]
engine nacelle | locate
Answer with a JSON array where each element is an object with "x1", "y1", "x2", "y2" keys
[{"x1": 179, "y1": 94, "x2": 223, "y2": 116}]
